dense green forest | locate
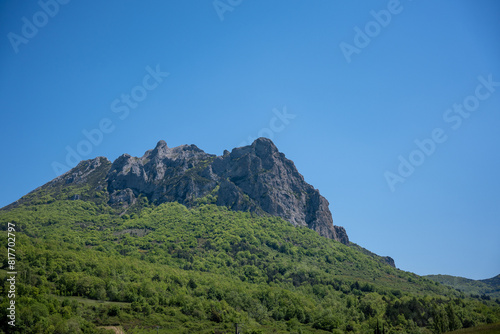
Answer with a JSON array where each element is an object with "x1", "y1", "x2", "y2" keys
[{"x1": 1, "y1": 199, "x2": 499, "y2": 333}]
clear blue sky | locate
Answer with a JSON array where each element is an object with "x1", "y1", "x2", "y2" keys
[{"x1": 1, "y1": 0, "x2": 499, "y2": 280}]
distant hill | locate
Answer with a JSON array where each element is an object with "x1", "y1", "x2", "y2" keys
[
  {"x1": 1, "y1": 139, "x2": 499, "y2": 333},
  {"x1": 425, "y1": 274, "x2": 500, "y2": 300}
]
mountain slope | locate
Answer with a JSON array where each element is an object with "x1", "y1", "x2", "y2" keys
[
  {"x1": 1, "y1": 200, "x2": 499, "y2": 333},
  {"x1": 425, "y1": 274, "x2": 500, "y2": 300},
  {"x1": 4, "y1": 138, "x2": 348, "y2": 244}
]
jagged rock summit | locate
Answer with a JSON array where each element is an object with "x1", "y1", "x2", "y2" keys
[
  {"x1": 10, "y1": 138, "x2": 349, "y2": 244},
  {"x1": 106, "y1": 138, "x2": 348, "y2": 244}
]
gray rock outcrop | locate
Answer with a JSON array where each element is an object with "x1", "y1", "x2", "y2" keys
[
  {"x1": 105, "y1": 138, "x2": 349, "y2": 244},
  {"x1": 6, "y1": 138, "x2": 349, "y2": 244}
]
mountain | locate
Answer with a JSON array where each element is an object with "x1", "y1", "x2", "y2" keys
[
  {"x1": 7, "y1": 138, "x2": 348, "y2": 244},
  {"x1": 483, "y1": 275, "x2": 500, "y2": 287},
  {"x1": 425, "y1": 274, "x2": 500, "y2": 300},
  {"x1": 1, "y1": 139, "x2": 499, "y2": 333}
]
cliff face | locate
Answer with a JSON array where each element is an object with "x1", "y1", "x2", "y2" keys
[
  {"x1": 105, "y1": 138, "x2": 348, "y2": 244},
  {"x1": 209, "y1": 138, "x2": 348, "y2": 244},
  {"x1": 8, "y1": 138, "x2": 349, "y2": 244}
]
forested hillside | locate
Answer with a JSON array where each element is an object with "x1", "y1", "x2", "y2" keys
[
  {"x1": 426, "y1": 275, "x2": 500, "y2": 301},
  {"x1": 1, "y1": 200, "x2": 499, "y2": 333}
]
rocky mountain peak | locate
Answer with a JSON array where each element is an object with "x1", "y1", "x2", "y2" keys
[
  {"x1": 156, "y1": 139, "x2": 168, "y2": 148},
  {"x1": 143, "y1": 140, "x2": 208, "y2": 162},
  {"x1": 252, "y1": 136, "x2": 278, "y2": 153},
  {"x1": 11, "y1": 138, "x2": 349, "y2": 244},
  {"x1": 107, "y1": 138, "x2": 348, "y2": 244},
  {"x1": 149, "y1": 139, "x2": 169, "y2": 157}
]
